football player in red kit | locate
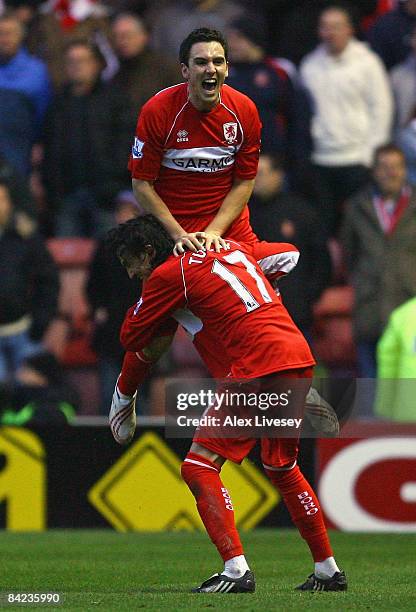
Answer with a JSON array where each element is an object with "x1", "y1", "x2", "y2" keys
[
  {"x1": 129, "y1": 27, "x2": 260, "y2": 255},
  {"x1": 107, "y1": 216, "x2": 347, "y2": 594}
]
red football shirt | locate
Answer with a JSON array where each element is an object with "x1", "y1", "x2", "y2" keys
[
  {"x1": 121, "y1": 242, "x2": 315, "y2": 379},
  {"x1": 128, "y1": 83, "x2": 261, "y2": 242}
]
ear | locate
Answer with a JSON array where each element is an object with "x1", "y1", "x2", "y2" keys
[
  {"x1": 144, "y1": 244, "x2": 156, "y2": 258},
  {"x1": 181, "y1": 62, "x2": 189, "y2": 81}
]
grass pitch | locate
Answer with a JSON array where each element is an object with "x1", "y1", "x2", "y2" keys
[{"x1": 0, "y1": 530, "x2": 414, "y2": 610}]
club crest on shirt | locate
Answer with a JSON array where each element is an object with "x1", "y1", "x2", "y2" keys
[
  {"x1": 223, "y1": 122, "x2": 238, "y2": 144},
  {"x1": 132, "y1": 137, "x2": 145, "y2": 159}
]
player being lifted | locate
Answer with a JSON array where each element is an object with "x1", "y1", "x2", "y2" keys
[
  {"x1": 107, "y1": 216, "x2": 347, "y2": 594},
  {"x1": 129, "y1": 26, "x2": 294, "y2": 272}
]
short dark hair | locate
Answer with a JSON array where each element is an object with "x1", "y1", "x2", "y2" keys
[
  {"x1": 179, "y1": 27, "x2": 228, "y2": 65},
  {"x1": 373, "y1": 143, "x2": 406, "y2": 165},
  {"x1": 64, "y1": 39, "x2": 106, "y2": 69},
  {"x1": 106, "y1": 215, "x2": 174, "y2": 269}
]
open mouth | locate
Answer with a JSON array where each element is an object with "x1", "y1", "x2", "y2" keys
[{"x1": 202, "y1": 79, "x2": 217, "y2": 92}]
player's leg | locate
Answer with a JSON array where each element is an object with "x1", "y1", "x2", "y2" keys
[
  {"x1": 263, "y1": 451, "x2": 346, "y2": 591},
  {"x1": 251, "y1": 241, "x2": 340, "y2": 437},
  {"x1": 260, "y1": 369, "x2": 346, "y2": 591},
  {"x1": 181, "y1": 439, "x2": 256, "y2": 593},
  {"x1": 251, "y1": 240, "x2": 300, "y2": 284}
]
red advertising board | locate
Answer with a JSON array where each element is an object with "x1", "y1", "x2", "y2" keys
[{"x1": 317, "y1": 423, "x2": 416, "y2": 531}]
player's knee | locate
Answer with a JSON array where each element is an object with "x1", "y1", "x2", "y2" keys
[
  {"x1": 264, "y1": 462, "x2": 301, "y2": 486},
  {"x1": 181, "y1": 454, "x2": 219, "y2": 497}
]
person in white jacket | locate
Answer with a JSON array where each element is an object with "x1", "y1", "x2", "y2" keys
[{"x1": 300, "y1": 2, "x2": 393, "y2": 237}]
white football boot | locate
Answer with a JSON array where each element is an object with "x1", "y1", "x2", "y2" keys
[{"x1": 109, "y1": 379, "x2": 137, "y2": 445}]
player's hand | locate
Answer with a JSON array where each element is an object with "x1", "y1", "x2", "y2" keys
[
  {"x1": 173, "y1": 231, "x2": 207, "y2": 256},
  {"x1": 204, "y1": 232, "x2": 230, "y2": 253}
]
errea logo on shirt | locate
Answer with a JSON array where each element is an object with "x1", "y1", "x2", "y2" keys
[
  {"x1": 132, "y1": 137, "x2": 145, "y2": 159},
  {"x1": 177, "y1": 130, "x2": 189, "y2": 142}
]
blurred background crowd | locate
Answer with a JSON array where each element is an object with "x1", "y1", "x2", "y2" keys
[{"x1": 0, "y1": 0, "x2": 416, "y2": 423}]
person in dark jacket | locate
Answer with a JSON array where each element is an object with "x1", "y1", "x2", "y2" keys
[
  {"x1": 341, "y1": 143, "x2": 416, "y2": 378},
  {"x1": 248, "y1": 153, "x2": 332, "y2": 337},
  {"x1": 0, "y1": 153, "x2": 35, "y2": 219},
  {"x1": 110, "y1": 13, "x2": 181, "y2": 130},
  {"x1": 367, "y1": 0, "x2": 416, "y2": 69},
  {"x1": 43, "y1": 39, "x2": 132, "y2": 237},
  {"x1": 226, "y1": 16, "x2": 312, "y2": 187},
  {"x1": 0, "y1": 180, "x2": 59, "y2": 382},
  {"x1": 86, "y1": 192, "x2": 141, "y2": 413},
  {"x1": 0, "y1": 351, "x2": 78, "y2": 426}
]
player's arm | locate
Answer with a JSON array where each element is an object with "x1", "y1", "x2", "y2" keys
[
  {"x1": 110, "y1": 316, "x2": 177, "y2": 440},
  {"x1": 117, "y1": 334, "x2": 175, "y2": 397},
  {"x1": 110, "y1": 332, "x2": 174, "y2": 445},
  {"x1": 132, "y1": 178, "x2": 207, "y2": 255},
  {"x1": 130, "y1": 100, "x2": 213, "y2": 256},
  {"x1": 204, "y1": 178, "x2": 255, "y2": 251},
  {"x1": 120, "y1": 267, "x2": 185, "y2": 353}
]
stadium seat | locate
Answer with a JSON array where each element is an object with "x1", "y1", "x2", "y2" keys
[
  {"x1": 313, "y1": 285, "x2": 356, "y2": 370},
  {"x1": 46, "y1": 238, "x2": 99, "y2": 414}
]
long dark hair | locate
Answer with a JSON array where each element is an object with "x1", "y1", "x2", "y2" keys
[{"x1": 106, "y1": 214, "x2": 174, "y2": 269}]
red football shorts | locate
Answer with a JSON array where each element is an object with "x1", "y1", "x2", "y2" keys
[{"x1": 193, "y1": 366, "x2": 313, "y2": 468}]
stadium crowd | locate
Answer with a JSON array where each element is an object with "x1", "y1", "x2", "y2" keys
[{"x1": 0, "y1": 0, "x2": 416, "y2": 419}]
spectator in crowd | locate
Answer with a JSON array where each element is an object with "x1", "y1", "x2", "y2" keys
[
  {"x1": 26, "y1": 0, "x2": 113, "y2": 88},
  {"x1": 249, "y1": 153, "x2": 331, "y2": 338},
  {"x1": 368, "y1": 0, "x2": 416, "y2": 70},
  {"x1": 0, "y1": 153, "x2": 35, "y2": 218},
  {"x1": 226, "y1": 17, "x2": 312, "y2": 185},
  {"x1": 0, "y1": 180, "x2": 59, "y2": 383},
  {"x1": 341, "y1": 144, "x2": 416, "y2": 378},
  {"x1": 390, "y1": 23, "x2": 416, "y2": 185},
  {"x1": 300, "y1": 2, "x2": 393, "y2": 237},
  {"x1": 0, "y1": 351, "x2": 78, "y2": 425},
  {"x1": 43, "y1": 39, "x2": 132, "y2": 237},
  {"x1": 360, "y1": 0, "x2": 395, "y2": 32},
  {"x1": 390, "y1": 23, "x2": 416, "y2": 131},
  {"x1": 267, "y1": 0, "x2": 383, "y2": 66},
  {"x1": 147, "y1": 0, "x2": 245, "y2": 59},
  {"x1": 110, "y1": 13, "x2": 180, "y2": 127},
  {"x1": 86, "y1": 191, "x2": 141, "y2": 414},
  {"x1": 396, "y1": 114, "x2": 416, "y2": 186},
  {"x1": 0, "y1": 10, "x2": 51, "y2": 176},
  {"x1": 375, "y1": 295, "x2": 416, "y2": 421},
  {"x1": 4, "y1": 1, "x2": 43, "y2": 26}
]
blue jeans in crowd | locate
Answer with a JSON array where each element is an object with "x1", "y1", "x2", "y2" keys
[{"x1": 0, "y1": 330, "x2": 42, "y2": 383}]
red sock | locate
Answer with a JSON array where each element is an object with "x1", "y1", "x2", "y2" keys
[
  {"x1": 117, "y1": 351, "x2": 152, "y2": 396},
  {"x1": 265, "y1": 464, "x2": 333, "y2": 562},
  {"x1": 181, "y1": 452, "x2": 244, "y2": 562}
]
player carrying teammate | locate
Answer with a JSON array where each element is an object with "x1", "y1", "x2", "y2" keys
[{"x1": 107, "y1": 216, "x2": 347, "y2": 594}]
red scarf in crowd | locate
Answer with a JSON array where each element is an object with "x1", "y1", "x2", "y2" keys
[
  {"x1": 373, "y1": 186, "x2": 411, "y2": 235},
  {"x1": 50, "y1": 0, "x2": 99, "y2": 31}
]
